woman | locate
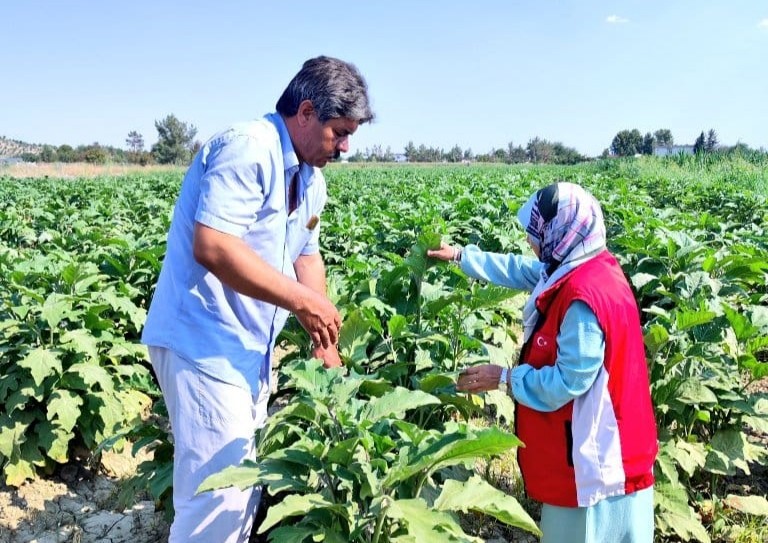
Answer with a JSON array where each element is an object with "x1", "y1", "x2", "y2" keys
[{"x1": 428, "y1": 182, "x2": 657, "y2": 543}]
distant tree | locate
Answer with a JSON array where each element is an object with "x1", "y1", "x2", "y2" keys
[
  {"x1": 693, "y1": 131, "x2": 707, "y2": 154},
  {"x1": 403, "y1": 141, "x2": 416, "y2": 162},
  {"x1": 654, "y1": 129, "x2": 674, "y2": 147},
  {"x1": 610, "y1": 129, "x2": 643, "y2": 156},
  {"x1": 641, "y1": 132, "x2": 655, "y2": 155},
  {"x1": 56, "y1": 144, "x2": 76, "y2": 163},
  {"x1": 81, "y1": 143, "x2": 109, "y2": 164},
  {"x1": 39, "y1": 145, "x2": 56, "y2": 163},
  {"x1": 463, "y1": 148, "x2": 473, "y2": 161},
  {"x1": 447, "y1": 144, "x2": 463, "y2": 163},
  {"x1": 152, "y1": 114, "x2": 197, "y2": 165},
  {"x1": 506, "y1": 141, "x2": 527, "y2": 163},
  {"x1": 126, "y1": 131, "x2": 144, "y2": 153},
  {"x1": 705, "y1": 129, "x2": 718, "y2": 152}
]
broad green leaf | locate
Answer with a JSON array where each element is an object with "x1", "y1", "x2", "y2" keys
[
  {"x1": 47, "y1": 390, "x2": 83, "y2": 433},
  {"x1": 17, "y1": 348, "x2": 62, "y2": 387},
  {"x1": 666, "y1": 440, "x2": 706, "y2": 477},
  {"x1": 435, "y1": 476, "x2": 541, "y2": 536},
  {"x1": 675, "y1": 310, "x2": 716, "y2": 331},
  {"x1": 0, "y1": 417, "x2": 30, "y2": 458},
  {"x1": 197, "y1": 462, "x2": 263, "y2": 493},
  {"x1": 630, "y1": 272, "x2": 658, "y2": 289},
  {"x1": 644, "y1": 324, "x2": 669, "y2": 354},
  {"x1": 40, "y1": 293, "x2": 72, "y2": 330},
  {"x1": 3, "y1": 456, "x2": 36, "y2": 487},
  {"x1": 60, "y1": 329, "x2": 100, "y2": 359},
  {"x1": 704, "y1": 429, "x2": 751, "y2": 476},
  {"x1": 384, "y1": 427, "x2": 522, "y2": 487},
  {"x1": 359, "y1": 387, "x2": 440, "y2": 423},
  {"x1": 35, "y1": 420, "x2": 73, "y2": 463},
  {"x1": 63, "y1": 362, "x2": 115, "y2": 392},
  {"x1": 723, "y1": 494, "x2": 768, "y2": 516},
  {"x1": 338, "y1": 309, "x2": 373, "y2": 363},
  {"x1": 484, "y1": 389, "x2": 516, "y2": 425},
  {"x1": 258, "y1": 494, "x2": 344, "y2": 534},
  {"x1": 723, "y1": 305, "x2": 758, "y2": 342},
  {"x1": 387, "y1": 497, "x2": 480, "y2": 542},
  {"x1": 654, "y1": 481, "x2": 711, "y2": 543},
  {"x1": 674, "y1": 379, "x2": 718, "y2": 405},
  {"x1": 266, "y1": 526, "x2": 318, "y2": 543}
]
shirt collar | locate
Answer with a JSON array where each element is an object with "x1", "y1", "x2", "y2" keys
[{"x1": 266, "y1": 112, "x2": 314, "y2": 182}]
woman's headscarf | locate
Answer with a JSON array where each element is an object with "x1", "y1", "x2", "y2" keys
[{"x1": 516, "y1": 182, "x2": 606, "y2": 342}]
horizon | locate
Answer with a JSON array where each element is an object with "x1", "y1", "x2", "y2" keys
[{"x1": 2, "y1": 2, "x2": 767, "y2": 157}]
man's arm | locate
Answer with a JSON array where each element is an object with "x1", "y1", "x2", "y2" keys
[
  {"x1": 192, "y1": 222, "x2": 340, "y2": 349},
  {"x1": 294, "y1": 252, "x2": 342, "y2": 368}
]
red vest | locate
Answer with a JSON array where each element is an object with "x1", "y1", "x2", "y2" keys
[{"x1": 516, "y1": 251, "x2": 657, "y2": 507}]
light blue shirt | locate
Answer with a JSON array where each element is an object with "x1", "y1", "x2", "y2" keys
[
  {"x1": 142, "y1": 113, "x2": 326, "y2": 394},
  {"x1": 460, "y1": 245, "x2": 605, "y2": 412}
]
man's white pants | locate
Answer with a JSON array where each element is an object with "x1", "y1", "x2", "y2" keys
[{"x1": 150, "y1": 346, "x2": 271, "y2": 543}]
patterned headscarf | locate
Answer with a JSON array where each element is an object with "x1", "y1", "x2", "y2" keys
[{"x1": 516, "y1": 182, "x2": 606, "y2": 341}]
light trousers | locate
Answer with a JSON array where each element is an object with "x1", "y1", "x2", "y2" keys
[
  {"x1": 540, "y1": 486, "x2": 655, "y2": 543},
  {"x1": 150, "y1": 346, "x2": 271, "y2": 543}
]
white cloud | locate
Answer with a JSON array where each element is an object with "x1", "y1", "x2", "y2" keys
[
  {"x1": 758, "y1": 18, "x2": 768, "y2": 30},
  {"x1": 606, "y1": 15, "x2": 629, "y2": 24}
]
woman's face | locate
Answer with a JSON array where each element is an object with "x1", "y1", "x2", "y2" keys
[{"x1": 527, "y1": 234, "x2": 541, "y2": 259}]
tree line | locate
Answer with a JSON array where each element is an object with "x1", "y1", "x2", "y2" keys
[
  {"x1": 12, "y1": 117, "x2": 767, "y2": 165},
  {"x1": 18, "y1": 115, "x2": 199, "y2": 165}
]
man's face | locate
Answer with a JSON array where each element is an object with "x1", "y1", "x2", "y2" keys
[{"x1": 295, "y1": 103, "x2": 359, "y2": 167}]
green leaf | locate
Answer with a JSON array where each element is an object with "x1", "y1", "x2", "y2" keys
[
  {"x1": 47, "y1": 390, "x2": 83, "y2": 433},
  {"x1": 654, "y1": 481, "x2": 711, "y2": 543},
  {"x1": 435, "y1": 476, "x2": 541, "y2": 536},
  {"x1": 60, "y1": 328, "x2": 100, "y2": 359},
  {"x1": 197, "y1": 462, "x2": 263, "y2": 493},
  {"x1": 387, "y1": 497, "x2": 481, "y2": 542},
  {"x1": 674, "y1": 379, "x2": 718, "y2": 405},
  {"x1": 62, "y1": 362, "x2": 114, "y2": 392},
  {"x1": 17, "y1": 348, "x2": 62, "y2": 387},
  {"x1": 338, "y1": 309, "x2": 373, "y2": 364},
  {"x1": 704, "y1": 429, "x2": 752, "y2": 476},
  {"x1": 385, "y1": 427, "x2": 522, "y2": 487},
  {"x1": 359, "y1": 387, "x2": 440, "y2": 423},
  {"x1": 675, "y1": 310, "x2": 716, "y2": 331},
  {"x1": 257, "y1": 494, "x2": 344, "y2": 534},
  {"x1": 3, "y1": 456, "x2": 36, "y2": 487},
  {"x1": 723, "y1": 494, "x2": 768, "y2": 516},
  {"x1": 40, "y1": 293, "x2": 72, "y2": 330},
  {"x1": 266, "y1": 526, "x2": 318, "y2": 543}
]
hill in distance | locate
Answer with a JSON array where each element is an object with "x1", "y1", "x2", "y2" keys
[{"x1": 0, "y1": 136, "x2": 42, "y2": 157}]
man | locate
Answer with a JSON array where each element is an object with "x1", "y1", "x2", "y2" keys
[{"x1": 141, "y1": 55, "x2": 374, "y2": 543}]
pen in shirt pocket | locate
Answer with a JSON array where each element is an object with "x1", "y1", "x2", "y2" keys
[{"x1": 306, "y1": 215, "x2": 319, "y2": 230}]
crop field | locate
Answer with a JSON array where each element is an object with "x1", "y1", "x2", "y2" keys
[{"x1": 0, "y1": 158, "x2": 766, "y2": 542}]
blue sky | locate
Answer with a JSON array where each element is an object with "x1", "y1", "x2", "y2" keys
[{"x1": 2, "y1": 1, "x2": 766, "y2": 157}]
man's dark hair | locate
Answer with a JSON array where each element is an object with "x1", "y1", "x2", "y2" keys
[{"x1": 276, "y1": 56, "x2": 374, "y2": 124}]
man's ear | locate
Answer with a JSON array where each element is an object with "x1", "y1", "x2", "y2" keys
[{"x1": 296, "y1": 100, "x2": 315, "y2": 127}]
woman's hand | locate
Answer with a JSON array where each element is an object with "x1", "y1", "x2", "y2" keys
[
  {"x1": 457, "y1": 364, "x2": 503, "y2": 393},
  {"x1": 427, "y1": 241, "x2": 458, "y2": 262}
]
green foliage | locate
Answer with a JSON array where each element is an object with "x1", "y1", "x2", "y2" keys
[
  {"x1": 151, "y1": 114, "x2": 197, "y2": 165},
  {"x1": 0, "y1": 175, "x2": 173, "y2": 485}
]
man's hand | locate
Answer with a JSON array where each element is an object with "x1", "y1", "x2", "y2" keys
[
  {"x1": 312, "y1": 344, "x2": 343, "y2": 368},
  {"x1": 293, "y1": 290, "x2": 341, "y2": 350},
  {"x1": 457, "y1": 364, "x2": 503, "y2": 393}
]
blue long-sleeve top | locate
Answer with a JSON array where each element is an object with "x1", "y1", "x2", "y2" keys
[{"x1": 459, "y1": 245, "x2": 605, "y2": 412}]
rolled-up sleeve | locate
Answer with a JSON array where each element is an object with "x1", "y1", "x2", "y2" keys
[
  {"x1": 196, "y1": 134, "x2": 273, "y2": 237},
  {"x1": 511, "y1": 300, "x2": 605, "y2": 412}
]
